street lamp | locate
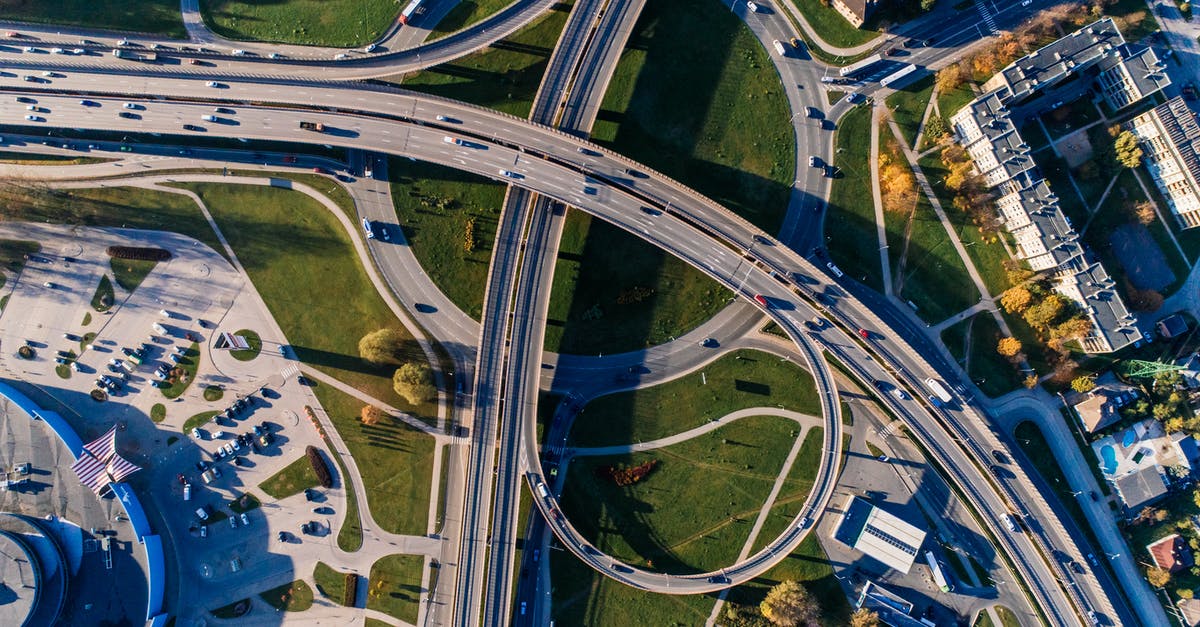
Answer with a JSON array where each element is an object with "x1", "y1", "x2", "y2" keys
[{"x1": 1108, "y1": 553, "x2": 1121, "y2": 560}]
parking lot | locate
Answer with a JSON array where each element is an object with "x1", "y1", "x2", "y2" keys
[{"x1": 0, "y1": 222, "x2": 364, "y2": 616}]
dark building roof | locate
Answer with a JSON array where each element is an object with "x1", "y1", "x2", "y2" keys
[
  {"x1": 995, "y1": 19, "x2": 1123, "y2": 103},
  {"x1": 1115, "y1": 465, "x2": 1169, "y2": 513},
  {"x1": 1158, "y1": 313, "x2": 1190, "y2": 339}
]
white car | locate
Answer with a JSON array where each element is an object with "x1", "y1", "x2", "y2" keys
[
  {"x1": 205, "y1": 81, "x2": 219, "y2": 88},
  {"x1": 498, "y1": 169, "x2": 522, "y2": 179},
  {"x1": 747, "y1": 0, "x2": 759, "y2": 10},
  {"x1": 268, "y1": 52, "x2": 281, "y2": 59},
  {"x1": 213, "y1": 430, "x2": 226, "y2": 439},
  {"x1": 240, "y1": 512, "x2": 250, "y2": 526},
  {"x1": 334, "y1": 53, "x2": 348, "y2": 60},
  {"x1": 50, "y1": 47, "x2": 64, "y2": 54},
  {"x1": 183, "y1": 483, "x2": 192, "y2": 500},
  {"x1": 191, "y1": 428, "x2": 202, "y2": 439},
  {"x1": 232, "y1": 49, "x2": 246, "y2": 56},
  {"x1": 278, "y1": 345, "x2": 289, "y2": 356},
  {"x1": 890, "y1": 388, "x2": 909, "y2": 401},
  {"x1": 117, "y1": 39, "x2": 129, "y2": 46},
  {"x1": 364, "y1": 43, "x2": 377, "y2": 52},
  {"x1": 123, "y1": 102, "x2": 138, "y2": 109}
]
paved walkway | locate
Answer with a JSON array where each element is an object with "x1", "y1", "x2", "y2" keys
[
  {"x1": 569, "y1": 407, "x2": 820, "y2": 457},
  {"x1": 871, "y1": 102, "x2": 895, "y2": 295}
]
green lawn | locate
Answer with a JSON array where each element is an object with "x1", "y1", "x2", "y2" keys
[
  {"x1": 427, "y1": 0, "x2": 516, "y2": 39},
  {"x1": 150, "y1": 403, "x2": 166, "y2": 423},
  {"x1": 403, "y1": 3, "x2": 572, "y2": 118},
  {"x1": 313, "y1": 383, "x2": 434, "y2": 536},
  {"x1": 229, "y1": 329, "x2": 262, "y2": 361},
  {"x1": 228, "y1": 492, "x2": 261, "y2": 514},
  {"x1": 366, "y1": 554, "x2": 425, "y2": 624},
  {"x1": 200, "y1": 0, "x2": 398, "y2": 47},
  {"x1": 995, "y1": 606, "x2": 1022, "y2": 627},
  {"x1": 562, "y1": 416, "x2": 812, "y2": 575},
  {"x1": 1042, "y1": 98, "x2": 1101, "y2": 140},
  {"x1": 788, "y1": 0, "x2": 881, "y2": 48},
  {"x1": 0, "y1": 0, "x2": 185, "y2": 37},
  {"x1": 258, "y1": 579, "x2": 314, "y2": 612},
  {"x1": 3, "y1": 186, "x2": 225, "y2": 261},
  {"x1": 937, "y1": 81, "x2": 977, "y2": 121},
  {"x1": 173, "y1": 182, "x2": 436, "y2": 420},
  {"x1": 314, "y1": 562, "x2": 353, "y2": 605},
  {"x1": 545, "y1": 210, "x2": 730, "y2": 355},
  {"x1": 886, "y1": 74, "x2": 935, "y2": 149},
  {"x1": 388, "y1": 158, "x2": 505, "y2": 320},
  {"x1": 918, "y1": 152, "x2": 1017, "y2": 297},
  {"x1": 888, "y1": 192, "x2": 980, "y2": 324},
  {"x1": 1108, "y1": 0, "x2": 1160, "y2": 42},
  {"x1": 0, "y1": 240, "x2": 38, "y2": 290},
  {"x1": 90, "y1": 275, "x2": 115, "y2": 312},
  {"x1": 160, "y1": 344, "x2": 201, "y2": 400},
  {"x1": 202, "y1": 386, "x2": 224, "y2": 402},
  {"x1": 259, "y1": 455, "x2": 322, "y2": 500},
  {"x1": 1083, "y1": 169, "x2": 1189, "y2": 296},
  {"x1": 825, "y1": 105, "x2": 882, "y2": 290},
  {"x1": 570, "y1": 349, "x2": 820, "y2": 447},
  {"x1": 592, "y1": 0, "x2": 795, "y2": 233},
  {"x1": 183, "y1": 410, "x2": 220, "y2": 434},
  {"x1": 1019, "y1": 121, "x2": 1051, "y2": 153},
  {"x1": 109, "y1": 258, "x2": 158, "y2": 293}
]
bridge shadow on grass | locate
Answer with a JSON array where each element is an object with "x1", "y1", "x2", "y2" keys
[{"x1": 591, "y1": 0, "x2": 794, "y2": 235}]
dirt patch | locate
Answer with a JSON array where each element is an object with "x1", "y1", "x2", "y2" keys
[{"x1": 1058, "y1": 129, "x2": 1095, "y2": 168}]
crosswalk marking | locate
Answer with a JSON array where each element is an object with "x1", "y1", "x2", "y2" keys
[{"x1": 975, "y1": 0, "x2": 999, "y2": 34}]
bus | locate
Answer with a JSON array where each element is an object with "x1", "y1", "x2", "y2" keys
[
  {"x1": 880, "y1": 64, "x2": 919, "y2": 89},
  {"x1": 839, "y1": 53, "x2": 883, "y2": 78},
  {"x1": 362, "y1": 217, "x2": 375, "y2": 240},
  {"x1": 925, "y1": 551, "x2": 953, "y2": 592},
  {"x1": 399, "y1": 0, "x2": 423, "y2": 25}
]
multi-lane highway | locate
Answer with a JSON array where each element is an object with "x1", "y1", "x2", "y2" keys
[
  {"x1": 0, "y1": 73, "x2": 1123, "y2": 623},
  {"x1": 0, "y1": 0, "x2": 1167, "y2": 621}
]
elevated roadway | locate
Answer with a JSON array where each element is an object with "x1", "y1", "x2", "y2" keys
[{"x1": 0, "y1": 79, "x2": 1122, "y2": 624}]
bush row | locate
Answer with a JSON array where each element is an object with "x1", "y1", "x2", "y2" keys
[
  {"x1": 596, "y1": 459, "x2": 658, "y2": 487},
  {"x1": 306, "y1": 445, "x2": 334, "y2": 489},
  {"x1": 106, "y1": 246, "x2": 172, "y2": 261},
  {"x1": 343, "y1": 573, "x2": 358, "y2": 607}
]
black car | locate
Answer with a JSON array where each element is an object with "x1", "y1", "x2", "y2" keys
[
  {"x1": 118, "y1": 111, "x2": 139, "y2": 119},
  {"x1": 182, "y1": 123, "x2": 202, "y2": 131},
  {"x1": 706, "y1": 575, "x2": 730, "y2": 584}
]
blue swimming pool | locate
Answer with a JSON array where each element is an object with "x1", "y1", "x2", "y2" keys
[{"x1": 1100, "y1": 444, "x2": 1118, "y2": 475}]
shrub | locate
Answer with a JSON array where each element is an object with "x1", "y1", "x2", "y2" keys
[
  {"x1": 344, "y1": 573, "x2": 358, "y2": 607},
  {"x1": 393, "y1": 362, "x2": 436, "y2": 405},
  {"x1": 105, "y1": 246, "x2": 171, "y2": 261},
  {"x1": 596, "y1": 460, "x2": 658, "y2": 486},
  {"x1": 360, "y1": 405, "x2": 386, "y2": 425},
  {"x1": 306, "y1": 445, "x2": 333, "y2": 489},
  {"x1": 463, "y1": 217, "x2": 476, "y2": 253}
]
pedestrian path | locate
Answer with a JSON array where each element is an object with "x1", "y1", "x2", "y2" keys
[{"x1": 569, "y1": 407, "x2": 821, "y2": 457}]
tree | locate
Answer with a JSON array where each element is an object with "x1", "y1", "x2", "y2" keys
[
  {"x1": 920, "y1": 0, "x2": 936, "y2": 10},
  {"x1": 1114, "y1": 130, "x2": 1144, "y2": 168},
  {"x1": 1051, "y1": 317, "x2": 1093, "y2": 342},
  {"x1": 1126, "y1": 284, "x2": 1164, "y2": 312},
  {"x1": 1180, "y1": 588, "x2": 1195, "y2": 600},
  {"x1": 935, "y1": 65, "x2": 964, "y2": 93},
  {"x1": 1071, "y1": 376, "x2": 1096, "y2": 393},
  {"x1": 1165, "y1": 416, "x2": 1186, "y2": 433},
  {"x1": 1000, "y1": 286, "x2": 1033, "y2": 313},
  {"x1": 1147, "y1": 567, "x2": 1172, "y2": 588},
  {"x1": 1024, "y1": 374, "x2": 1039, "y2": 389},
  {"x1": 850, "y1": 608, "x2": 881, "y2": 627},
  {"x1": 1024, "y1": 294, "x2": 1066, "y2": 330},
  {"x1": 1131, "y1": 200, "x2": 1156, "y2": 225},
  {"x1": 360, "y1": 405, "x2": 386, "y2": 426},
  {"x1": 1193, "y1": 488, "x2": 1200, "y2": 510},
  {"x1": 358, "y1": 328, "x2": 409, "y2": 366},
  {"x1": 393, "y1": 362, "x2": 436, "y2": 405},
  {"x1": 1153, "y1": 403, "x2": 1177, "y2": 422},
  {"x1": 760, "y1": 580, "x2": 820, "y2": 627},
  {"x1": 997, "y1": 337, "x2": 1023, "y2": 357}
]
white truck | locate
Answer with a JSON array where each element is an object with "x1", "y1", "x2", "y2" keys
[
  {"x1": 772, "y1": 40, "x2": 787, "y2": 55},
  {"x1": 925, "y1": 378, "x2": 954, "y2": 407}
]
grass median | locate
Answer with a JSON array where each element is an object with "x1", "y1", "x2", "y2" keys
[
  {"x1": 545, "y1": 210, "x2": 731, "y2": 355},
  {"x1": 427, "y1": 0, "x2": 515, "y2": 39},
  {"x1": 259, "y1": 455, "x2": 322, "y2": 500},
  {"x1": 401, "y1": 3, "x2": 573, "y2": 118},
  {"x1": 0, "y1": 0, "x2": 185, "y2": 37},
  {"x1": 200, "y1": 0, "x2": 398, "y2": 47},
  {"x1": 823, "y1": 105, "x2": 882, "y2": 289},
  {"x1": 0, "y1": 240, "x2": 38, "y2": 291},
  {"x1": 172, "y1": 182, "x2": 436, "y2": 420},
  {"x1": 570, "y1": 349, "x2": 820, "y2": 447},
  {"x1": 313, "y1": 383, "x2": 434, "y2": 537},
  {"x1": 941, "y1": 314, "x2": 1022, "y2": 397},
  {"x1": 388, "y1": 157, "x2": 505, "y2": 320}
]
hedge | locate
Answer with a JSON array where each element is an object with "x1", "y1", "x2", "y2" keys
[
  {"x1": 343, "y1": 573, "x2": 358, "y2": 607},
  {"x1": 306, "y1": 445, "x2": 333, "y2": 489},
  {"x1": 106, "y1": 246, "x2": 171, "y2": 261}
]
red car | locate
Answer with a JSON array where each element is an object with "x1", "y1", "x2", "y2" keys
[
  {"x1": 858, "y1": 328, "x2": 870, "y2": 339},
  {"x1": 754, "y1": 294, "x2": 769, "y2": 308}
]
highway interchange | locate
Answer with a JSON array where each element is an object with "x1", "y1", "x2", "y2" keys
[{"x1": 0, "y1": 0, "x2": 1172, "y2": 625}]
